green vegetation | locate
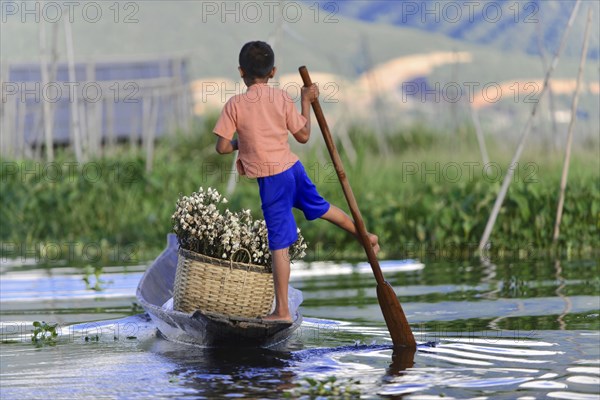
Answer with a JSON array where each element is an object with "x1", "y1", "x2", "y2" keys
[
  {"x1": 31, "y1": 321, "x2": 58, "y2": 346},
  {"x1": 82, "y1": 265, "x2": 110, "y2": 291},
  {"x1": 285, "y1": 376, "x2": 361, "y2": 399},
  {"x1": 1, "y1": 119, "x2": 598, "y2": 264}
]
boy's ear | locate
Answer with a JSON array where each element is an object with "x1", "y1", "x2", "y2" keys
[
  {"x1": 269, "y1": 67, "x2": 277, "y2": 78},
  {"x1": 238, "y1": 67, "x2": 245, "y2": 77}
]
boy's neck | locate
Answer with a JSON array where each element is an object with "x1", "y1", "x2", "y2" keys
[{"x1": 244, "y1": 77, "x2": 270, "y2": 87}]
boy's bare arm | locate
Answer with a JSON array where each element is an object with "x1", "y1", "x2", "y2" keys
[
  {"x1": 215, "y1": 136, "x2": 238, "y2": 154},
  {"x1": 293, "y1": 84, "x2": 319, "y2": 144}
]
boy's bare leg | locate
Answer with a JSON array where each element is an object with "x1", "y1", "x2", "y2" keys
[
  {"x1": 263, "y1": 247, "x2": 292, "y2": 322},
  {"x1": 321, "y1": 205, "x2": 380, "y2": 253}
]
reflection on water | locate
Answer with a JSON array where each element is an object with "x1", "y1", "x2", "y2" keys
[
  {"x1": 555, "y1": 259, "x2": 574, "y2": 331},
  {"x1": 1, "y1": 258, "x2": 598, "y2": 398}
]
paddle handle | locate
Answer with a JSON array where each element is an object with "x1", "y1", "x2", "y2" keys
[
  {"x1": 299, "y1": 66, "x2": 384, "y2": 285},
  {"x1": 299, "y1": 66, "x2": 416, "y2": 348}
]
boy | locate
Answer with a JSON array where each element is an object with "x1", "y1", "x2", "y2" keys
[{"x1": 214, "y1": 41, "x2": 379, "y2": 323}]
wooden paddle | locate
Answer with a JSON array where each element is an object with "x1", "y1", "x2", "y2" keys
[{"x1": 299, "y1": 66, "x2": 416, "y2": 348}]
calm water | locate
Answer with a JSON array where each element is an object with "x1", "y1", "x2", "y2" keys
[{"x1": 1, "y1": 256, "x2": 599, "y2": 399}]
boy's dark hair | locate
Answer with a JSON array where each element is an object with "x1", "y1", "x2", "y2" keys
[{"x1": 239, "y1": 41, "x2": 275, "y2": 80}]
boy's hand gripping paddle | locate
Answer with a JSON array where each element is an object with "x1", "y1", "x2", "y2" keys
[{"x1": 299, "y1": 66, "x2": 416, "y2": 348}]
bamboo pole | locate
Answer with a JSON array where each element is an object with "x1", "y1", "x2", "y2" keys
[
  {"x1": 30, "y1": 80, "x2": 44, "y2": 158},
  {"x1": 552, "y1": 8, "x2": 593, "y2": 245},
  {"x1": 39, "y1": 13, "x2": 54, "y2": 162},
  {"x1": 86, "y1": 60, "x2": 102, "y2": 158},
  {"x1": 140, "y1": 93, "x2": 150, "y2": 156},
  {"x1": 32, "y1": 108, "x2": 44, "y2": 159},
  {"x1": 361, "y1": 36, "x2": 390, "y2": 157},
  {"x1": 32, "y1": 17, "x2": 58, "y2": 161},
  {"x1": 315, "y1": 50, "x2": 356, "y2": 159},
  {"x1": 64, "y1": 10, "x2": 84, "y2": 162},
  {"x1": 6, "y1": 82, "x2": 14, "y2": 158},
  {"x1": 536, "y1": 20, "x2": 560, "y2": 150},
  {"x1": 106, "y1": 97, "x2": 116, "y2": 150},
  {"x1": 49, "y1": 20, "x2": 59, "y2": 81},
  {"x1": 79, "y1": 100, "x2": 88, "y2": 156},
  {"x1": 173, "y1": 58, "x2": 185, "y2": 133},
  {"x1": 145, "y1": 90, "x2": 159, "y2": 173},
  {"x1": 129, "y1": 110, "x2": 140, "y2": 153},
  {"x1": 470, "y1": 106, "x2": 490, "y2": 165},
  {"x1": 16, "y1": 100, "x2": 27, "y2": 158},
  {"x1": 185, "y1": 77, "x2": 194, "y2": 132},
  {"x1": 478, "y1": 0, "x2": 582, "y2": 254},
  {"x1": 0, "y1": 63, "x2": 12, "y2": 158},
  {"x1": 47, "y1": 16, "x2": 60, "y2": 156},
  {"x1": 86, "y1": 60, "x2": 94, "y2": 157},
  {"x1": 335, "y1": 114, "x2": 358, "y2": 165},
  {"x1": 95, "y1": 96, "x2": 104, "y2": 158},
  {"x1": 450, "y1": 49, "x2": 460, "y2": 149},
  {"x1": 167, "y1": 88, "x2": 177, "y2": 134}
]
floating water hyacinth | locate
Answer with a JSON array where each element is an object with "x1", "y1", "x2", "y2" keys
[{"x1": 172, "y1": 187, "x2": 307, "y2": 268}]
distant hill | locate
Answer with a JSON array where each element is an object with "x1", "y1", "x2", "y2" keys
[
  {"x1": 2, "y1": 0, "x2": 597, "y2": 80},
  {"x1": 1, "y1": 0, "x2": 597, "y2": 140},
  {"x1": 310, "y1": 0, "x2": 600, "y2": 60}
]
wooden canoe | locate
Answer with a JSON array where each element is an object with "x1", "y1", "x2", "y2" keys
[{"x1": 135, "y1": 234, "x2": 303, "y2": 347}]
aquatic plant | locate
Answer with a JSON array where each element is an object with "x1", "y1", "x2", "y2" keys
[
  {"x1": 31, "y1": 321, "x2": 58, "y2": 345},
  {"x1": 285, "y1": 376, "x2": 361, "y2": 399},
  {"x1": 82, "y1": 264, "x2": 108, "y2": 291}
]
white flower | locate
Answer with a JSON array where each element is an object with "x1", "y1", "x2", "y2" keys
[{"x1": 172, "y1": 186, "x2": 306, "y2": 267}]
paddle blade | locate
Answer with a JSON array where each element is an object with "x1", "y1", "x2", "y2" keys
[
  {"x1": 377, "y1": 281, "x2": 416, "y2": 348},
  {"x1": 389, "y1": 346, "x2": 417, "y2": 375}
]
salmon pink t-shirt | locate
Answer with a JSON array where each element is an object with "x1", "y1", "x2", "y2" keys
[{"x1": 213, "y1": 83, "x2": 307, "y2": 178}]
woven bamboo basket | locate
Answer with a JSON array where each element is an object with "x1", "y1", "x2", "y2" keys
[{"x1": 173, "y1": 247, "x2": 274, "y2": 318}]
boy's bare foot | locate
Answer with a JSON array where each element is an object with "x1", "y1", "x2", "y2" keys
[
  {"x1": 261, "y1": 313, "x2": 293, "y2": 324},
  {"x1": 368, "y1": 233, "x2": 380, "y2": 254}
]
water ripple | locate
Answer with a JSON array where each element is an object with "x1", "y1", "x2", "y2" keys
[
  {"x1": 568, "y1": 367, "x2": 600, "y2": 375},
  {"x1": 519, "y1": 380, "x2": 569, "y2": 389},
  {"x1": 567, "y1": 376, "x2": 600, "y2": 385},
  {"x1": 547, "y1": 392, "x2": 600, "y2": 399}
]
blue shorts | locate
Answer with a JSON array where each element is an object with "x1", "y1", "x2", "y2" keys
[{"x1": 257, "y1": 161, "x2": 330, "y2": 251}]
